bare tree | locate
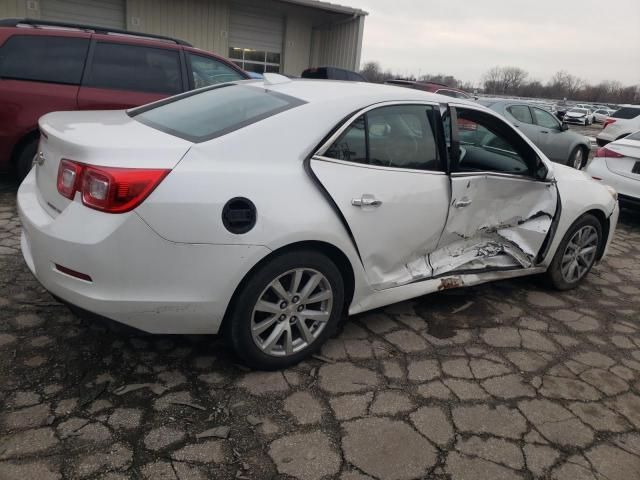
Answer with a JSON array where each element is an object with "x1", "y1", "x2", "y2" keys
[{"x1": 482, "y1": 66, "x2": 528, "y2": 94}]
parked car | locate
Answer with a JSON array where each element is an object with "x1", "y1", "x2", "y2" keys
[
  {"x1": 18, "y1": 76, "x2": 619, "y2": 369},
  {"x1": 586, "y1": 130, "x2": 640, "y2": 208},
  {"x1": 480, "y1": 99, "x2": 591, "y2": 169},
  {"x1": 0, "y1": 18, "x2": 249, "y2": 179},
  {"x1": 301, "y1": 66, "x2": 367, "y2": 82},
  {"x1": 596, "y1": 105, "x2": 640, "y2": 146},
  {"x1": 385, "y1": 80, "x2": 475, "y2": 99},
  {"x1": 564, "y1": 107, "x2": 595, "y2": 125},
  {"x1": 592, "y1": 108, "x2": 616, "y2": 124}
]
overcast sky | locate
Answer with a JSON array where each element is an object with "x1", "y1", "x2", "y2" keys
[{"x1": 355, "y1": 0, "x2": 640, "y2": 86}]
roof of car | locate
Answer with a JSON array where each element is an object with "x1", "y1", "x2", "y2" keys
[{"x1": 252, "y1": 78, "x2": 477, "y2": 107}]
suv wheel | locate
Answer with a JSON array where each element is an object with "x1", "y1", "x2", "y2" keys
[
  {"x1": 545, "y1": 214, "x2": 602, "y2": 290},
  {"x1": 227, "y1": 249, "x2": 344, "y2": 370}
]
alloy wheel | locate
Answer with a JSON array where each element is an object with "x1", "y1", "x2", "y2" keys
[
  {"x1": 560, "y1": 225, "x2": 598, "y2": 283},
  {"x1": 572, "y1": 148, "x2": 584, "y2": 169},
  {"x1": 251, "y1": 268, "x2": 333, "y2": 357}
]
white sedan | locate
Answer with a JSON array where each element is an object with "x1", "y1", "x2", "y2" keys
[
  {"x1": 18, "y1": 75, "x2": 619, "y2": 369},
  {"x1": 587, "y1": 131, "x2": 640, "y2": 207}
]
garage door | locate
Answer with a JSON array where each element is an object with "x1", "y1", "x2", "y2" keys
[
  {"x1": 40, "y1": 0, "x2": 126, "y2": 30},
  {"x1": 228, "y1": 4, "x2": 284, "y2": 73}
]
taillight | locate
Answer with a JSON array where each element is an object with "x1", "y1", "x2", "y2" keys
[
  {"x1": 602, "y1": 118, "x2": 616, "y2": 129},
  {"x1": 595, "y1": 147, "x2": 624, "y2": 159},
  {"x1": 57, "y1": 159, "x2": 83, "y2": 199},
  {"x1": 56, "y1": 160, "x2": 169, "y2": 213}
]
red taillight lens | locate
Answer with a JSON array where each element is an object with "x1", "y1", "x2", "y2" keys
[
  {"x1": 57, "y1": 159, "x2": 83, "y2": 199},
  {"x1": 602, "y1": 118, "x2": 616, "y2": 129},
  {"x1": 595, "y1": 147, "x2": 624, "y2": 159},
  {"x1": 56, "y1": 160, "x2": 169, "y2": 213},
  {"x1": 81, "y1": 166, "x2": 169, "y2": 213}
]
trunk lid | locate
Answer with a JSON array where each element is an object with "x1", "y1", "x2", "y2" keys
[
  {"x1": 36, "y1": 110, "x2": 193, "y2": 216},
  {"x1": 604, "y1": 139, "x2": 640, "y2": 180}
]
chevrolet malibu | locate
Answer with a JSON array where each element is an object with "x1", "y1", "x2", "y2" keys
[{"x1": 18, "y1": 76, "x2": 619, "y2": 369}]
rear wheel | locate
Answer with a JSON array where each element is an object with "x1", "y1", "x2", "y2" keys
[
  {"x1": 226, "y1": 249, "x2": 344, "y2": 370},
  {"x1": 15, "y1": 137, "x2": 38, "y2": 181},
  {"x1": 568, "y1": 146, "x2": 587, "y2": 170},
  {"x1": 545, "y1": 214, "x2": 602, "y2": 290}
]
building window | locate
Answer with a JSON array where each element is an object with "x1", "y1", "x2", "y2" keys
[{"x1": 229, "y1": 47, "x2": 280, "y2": 74}]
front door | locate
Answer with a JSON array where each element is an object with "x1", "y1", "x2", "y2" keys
[
  {"x1": 310, "y1": 103, "x2": 451, "y2": 290},
  {"x1": 431, "y1": 105, "x2": 558, "y2": 276},
  {"x1": 530, "y1": 106, "x2": 567, "y2": 163}
]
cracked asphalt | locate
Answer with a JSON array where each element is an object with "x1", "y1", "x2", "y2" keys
[{"x1": 1, "y1": 172, "x2": 640, "y2": 480}]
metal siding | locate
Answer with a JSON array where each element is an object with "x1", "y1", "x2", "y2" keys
[
  {"x1": 0, "y1": 0, "x2": 28, "y2": 17},
  {"x1": 311, "y1": 17, "x2": 361, "y2": 70},
  {"x1": 40, "y1": 0, "x2": 126, "y2": 29},
  {"x1": 282, "y1": 11, "x2": 312, "y2": 75},
  {"x1": 229, "y1": 3, "x2": 284, "y2": 52},
  {"x1": 126, "y1": 0, "x2": 229, "y2": 56}
]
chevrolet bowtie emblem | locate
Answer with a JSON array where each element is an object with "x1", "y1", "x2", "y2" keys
[{"x1": 34, "y1": 151, "x2": 45, "y2": 166}]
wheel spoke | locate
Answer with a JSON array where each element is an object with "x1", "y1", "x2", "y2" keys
[
  {"x1": 271, "y1": 279, "x2": 290, "y2": 301},
  {"x1": 262, "y1": 322, "x2": 286, "y2": 353},
  {"x1": 255, "y1": 300, "x2": 282, "y2": 315},
  {"x1": 299, "y1": 273, "x2": 322, "y2": 301},
  {"x1": 306, "y1": 290, "x2": 332, "y2": 303},
  {"x1": 296, "y1": 319, "x2": 313, "y2": 344},
  {"x1": 290, "y1": 269, "x2": 304, "y2": 295},
  {"x1": 252, "y1": 315, "x2": 278, "y2": 335},
  {"x1": 579, "y1": 245, "x2": 596, "y2": 257},
  {"x1": 283, "y1": 327, "x2": 293, "y2": 355},
  {"x1": 301, "y1": 309, "x2": 330, "y2": 323}
]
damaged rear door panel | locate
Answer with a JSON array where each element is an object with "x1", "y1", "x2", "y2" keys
[{"x1": 431, "y1": 104, "x2": 559, "y2": 276}]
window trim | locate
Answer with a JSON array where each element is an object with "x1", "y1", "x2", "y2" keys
[
  {"x1": 314, "y1": 101, "x2": 448, "y2": 174},
  {"x1": 447, "y1": 104, "x2": 546, "y2": 180},
  {"x1": 81, "y1": 39, "x2": 185, "y2": 95},
  {"x1": 0, "y1": 34, "x2": 91, "y2": 86}
]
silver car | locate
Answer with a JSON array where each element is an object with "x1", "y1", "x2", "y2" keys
[{"x1": 480, "y1": 99, "x2": 591, "y2": 169}]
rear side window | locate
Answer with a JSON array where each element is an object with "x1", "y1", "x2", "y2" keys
[
  {"x1": 612, "y1": 107, "x2": 640, "y2": 120},
  {"x1": 507, "y1": 105, "x2": 533, "y2": 124},
  {"x1": 131, "y1": 84, "x2": 306, "y2": 142},
  {"x1": 86, "y1": 42, "x2": 182, "y2": 94},
  {"x1": 188, "y1": 53, "x2": 244, "y2": 88},
  {"x1": 0, "y1": 35, "x2": 89, "y2": 85}
]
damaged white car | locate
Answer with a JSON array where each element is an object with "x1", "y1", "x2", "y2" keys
[{"x1": 18, "y1": 75, "x2": 619, "y2": 369}]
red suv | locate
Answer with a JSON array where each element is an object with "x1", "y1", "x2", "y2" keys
[
  {"x1": 0, "y1": 18, "x2": 249, "y2": 179},
  {"x1": 385, "y1": 80, "x2": 475, "y2": 100}
]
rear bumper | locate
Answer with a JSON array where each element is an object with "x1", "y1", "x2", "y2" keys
[
  {"x1": 18, "y1": 169, "x2": 271, "y2": 334},
  {"x1": 585, "y1": 157, "x2": 640, "y2": 201}
]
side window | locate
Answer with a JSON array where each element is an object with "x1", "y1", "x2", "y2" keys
[
  {"x1": 436, "y1": 89, "x2": 457, "y2": 98},
  {"x1": 532, "y1": 107, "x2": 560, "y2": 129},
  {"x1": 324, "y1": 105, "x2": 442, "y2": 171},
  {"x1": 507, "y1": 105, "x2": 533, "y2": 124},
  {"x1": 188, "y1": 53, "x2": 244, "y2": 89},
  {"x1": 454, "y1": 108, "x2": 532, "y2": 175},
  {"x1": 324, "y1": 116, "x2": 367, "y2": 164},
  {"x1": 86, "y1": 42, "x2": 181, "y2": 94},
  {"x1": 0, "y1": 35, "x2": 89, "y2": 85}
]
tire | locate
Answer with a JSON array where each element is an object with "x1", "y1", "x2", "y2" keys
[
  {"x1": 544, "y1": 214, "x2": 602, "y2": 291},
  {"x1": 15, "y1": 137, "x2": 38, "y2": 182},
  {"x1": 568, "y1": 146, "x2": 587, "y2": 170},
  {"x1": 226, "y1": 249, "x2": 345, "y2": 370}
]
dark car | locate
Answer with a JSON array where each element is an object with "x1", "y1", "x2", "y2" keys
[
  {"x1": 385, "y1": 80, "x2": 474, "y2": 99},
  {"x1": 301, "y1": 66, "x2": 367, "y2": 82},
  {"x1": 0, "y1": 18, "x2": 249, "y2": 179}
]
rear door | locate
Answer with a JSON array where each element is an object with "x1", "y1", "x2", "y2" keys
[
  {"x1": 310, "y1": 102, "x2": 451, "y2": 290},
  {"x1": 430, "y1": 104, "x2": 558, "y2": 276},
  {"x1": 530, "y1": 106, "x2": 569, "y2": 162},
  {"x1": 78, "y1": 38, "x2": 185, "y2": 110},
  {"x1": 504, "y1": 104, "x2": 541, "y2": 146}
]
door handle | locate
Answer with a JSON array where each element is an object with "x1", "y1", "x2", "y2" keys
[
  {"x1": 454, "y1": 198, "x2": 472, "y2": 208},
  {"x1": 352, "y1": 195, "x2": 382, "y2": 207},
  {"x1": 541, "y1": 130, "x2": 549, "y2": 134}
]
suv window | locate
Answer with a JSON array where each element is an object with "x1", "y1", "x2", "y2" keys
[
  {"x1": 451, "y1": 108, "x2": 532, "y2": 175},
  {"x1": 612, "y1": 107, "x2": 640, "y2": 120},
  {"x1": 86, "y1": 42, "x2": 182, "y2": 94},
  {"x1": 132, "y1": 84, "x2": 306, "y2": 142},
  {"x1": 324, "y1": 105, "x2": 441, "y2": 171},
  {"x1": 0, "y1": 35, "x2": 89, "y2": 85},
  {"x1": 532, "y1": 107, "x2": 560, "y2": 129},
  {"x1": 188, "y1": 53, "x2": 243, "y2": 89},
  {"x1": 507, "y1": 105, "x2": 533, "y2": 124}
]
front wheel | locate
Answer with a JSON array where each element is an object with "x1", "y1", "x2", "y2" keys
[
  {"x1": 226, "y1": 249, "x2": 345, "y2": 370},
  {"x1": 568, "y1": 146, "x2": 587, "y2": 170},
  {"x1": 545, "y1": 214, "x2": 602, "y2": 290}
]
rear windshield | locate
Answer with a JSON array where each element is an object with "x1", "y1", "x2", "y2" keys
[
  {"x1": 130, "y1": 84, "x2": 306, "y2": 142},
  {"x1": 612, "y1": 107, "x2": 640, "y2": 120}
]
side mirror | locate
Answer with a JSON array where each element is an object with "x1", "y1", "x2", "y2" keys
[{"x1": 560, "y1": 122, "x2": 569, "y2": 131}]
